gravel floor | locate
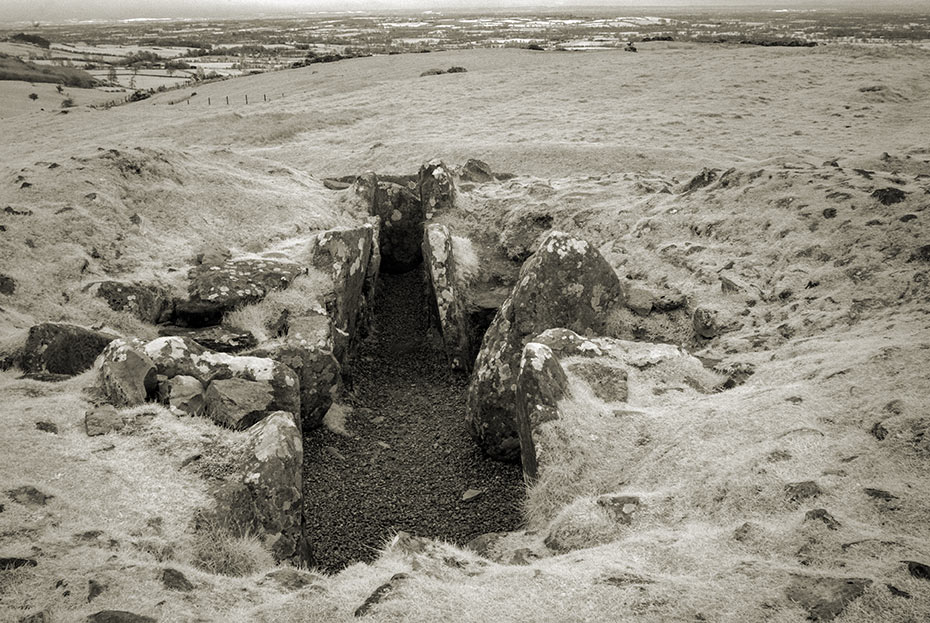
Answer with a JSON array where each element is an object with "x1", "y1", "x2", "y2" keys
[{"x1": 303, "y1": 269, "x2": 524, "y2": 572}]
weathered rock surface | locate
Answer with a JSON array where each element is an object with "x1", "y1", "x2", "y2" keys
[
  {"x1": 466, "y1": 232, "x2": 622, "y2": 460},
  {"x1": 516, "y1": 328, "x2": 715, "y2": 482},
  {"x1": 96, "y1": 281, "x2": 174, "y2": 324},
  {"x1": 20, "y1": 323, "x2": 115, "y2": 376},
  {"x1": 423, "y1": 223, "x2": 471, "y2": 370},
  {"x1": 187, "y1": 258, "x2": 303, "y2": 315},
  {"x1": 96, "y1": 339, "x2": 157, "y2": 407},
  {"x1": 251, "y1": 325, "x2": 338, "y2": 430},
  {"x1": 144, "y1": 336, "x2": 206, "y2": 379},
  {"x1": 307, "y1": 224, "x2": 377, "y2": 362},
  {"x1": 693, "y1": 305, "x2": 722, "y2": 339},
  {"x1": 85, "y1": 611, "x2": 155, "y2": 623},
  {"x1": 204, "y1": 377, "x2": 275, "y2": 429},
  {"x1": 418, "y1": 159, "x2": 455, "y2": 212},
  {"x1": 158, "y1": 325, "x2": 257, "y2": 353},
  {"x1": 162, "y1": 375, "x2": 205, "y2": 416},
  {"x1": 161, "y1": 568, "x2": 194, "y2": 591},
  {"x1": 515, "y1": 341, "x2": 571, "y2": 483},
  {"x1": 0, "y1": 273, "x2": 16, "y2": 295},
  {"x1": 785, "y1": 575, "x2": 871, "y2": 621},
  {"x1": 210, "y1": 411, "x2": 307, "y2": 564},
  {"x1": 370, "y1": 180, "x2": 423, "y2": 273},
  {"x1": 354, "y1": 573, "x2": 409, "y2": 617}
]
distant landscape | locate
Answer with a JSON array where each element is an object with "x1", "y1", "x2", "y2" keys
[{"x1": 1, "y1": 8, "x2": 929, "y2": 113}]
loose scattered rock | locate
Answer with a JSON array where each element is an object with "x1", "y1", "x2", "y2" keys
[
  {"x1": 263, "y1": 568, "x2": 320, "y2": 590},
  {"x1": 163, "y1": 375, "x2": 205, "y2": 417},
  {"x1": 204, "y1": 377, "x2": 276, "y2": 429},
  {"x1": 461, "y1": 488, "x2": 485, "y2": 502},
  {"x1": 784, "y1": 575, "x2": 871, "y2": 621},
  {"x1": 0, "y1": 273, "x2": 15, "y2": 295},
  {"x1": 85, "y1": 612, "x2": 156, "y2": 623},
  {"x1": 34, "y1": 421, "x2": 58, "y2": 434},
  {"x1": 18, "y1": 611, "x2": 50, "y2": 623},
  {"x1": 596, "y1": 495, "x2": 641, "y2": 524},
  {"x1": 418, "y1": 159, "x2": 455, "y2": 212},
  {"x1": 871, "y1": 187, "x2": 907, "y2": 205},
  {"x1": 161, "y1": 568, "x2": 194, "y2": 591},
  {"x1": 159, "y1": 325, "x2": 257, "y2": 353},
  {"x1": 7, "y1": 485, "x2": 52, "y2": 506},
  {"x1": 20, "y1": 323, "x2": 114, "y2": 376},
  {"x1": 692, "y1": 305, "x2": 722, "y2": 339},
  {"x1": 96, "y1": 281, "x2": 174, "y2": 324},
  {"x1": 905, "y1": 560, "x2": 930, "y2": 580},
  {"x1": 187, "y1": 258, "x2": 303, "y2": 316},
  {"x1": 786, "y1": 481, "x2": 823, "y2": 503},
  {"x1": 354, "y1": 573, "x2": 409, "y2": 617},
  {"x1": 87, "y1": 578, "x2": 106, "y2": 602},
  {"x1": 805, "y1": 508, "x2": 841, "y2": 530}
]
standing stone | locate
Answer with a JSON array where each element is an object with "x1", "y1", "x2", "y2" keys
[
  {"x1": 187, "y1": 258, "x2": 304, "y2": 316},
  {"x1": 418, "y1": 159, "x2": 455, "y2": 213},
  {"x1": 20, "y1": 323, "x2": 115, "y2": 376},
  {"x1": 97, "y1": 339, "x2": 157, "y2": 407},
  {"x1": 308, "y1": 225, "x2": 376, "y2": 362},
  {"x1": 211, "y1": 411, "x2": 308, "y2": 564},
  {"x1": 515, "y1": 341, "x2": 571, "y2": 483},
  {"x1": 466, "y1": 232, "x2": 622, "y2": 460},
  {"x1": 423, "y1": 224, "x2": 471, "y2": 371},
  {"x1": 371, "y1": 181, "x2": 424, "y2": 273}
]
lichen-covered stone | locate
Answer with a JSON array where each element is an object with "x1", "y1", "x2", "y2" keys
[
  {"x1": 250, "y1": 318, "x2": 338, "y2": 430},
  {"x1": 21, "y1": 323, "x2": 115, "y2": 376},
  {"x1": 466, "y1": 232, "x2": 622, "y2": 460},
  {"x1": 371, "y1": 180, "x2": 424, "y2": 273},
  {"x1": 211, "y1": 411, "x2": 308, "y2": 565},
  {"x1": 97, "y1": 338, "x2": 157, "y2": 407},
  {"x1": 307, "y1": 224, "x2": 376, "y2": 362},
  {"x1": 165, "y1": 375, "x2": 205, "y2": 417},
  {"x1": 144, "y1": 336, "x2": 299, "y2": 423},
  {"x1": 423, "y1": 224, "x2": 471, "y2": 371},
  {"x1": 186, "y1": 258, "x2": 303, "y2": 316},
  {"x1": 418, "y1": 159, "x2": 455, "y2": 212},
  {"x1": 96, "y1": 281, "x2": 174, "y2": 324},
  {"x1": 204, "y1": 378, "x2": 275, "y2": 429},
  {"x1": 515, "y1": 341, "x2": 571, "y2": 483}
]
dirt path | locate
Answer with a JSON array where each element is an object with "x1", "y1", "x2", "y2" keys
[{"x1": 303, "y1": 269, "x2": 524, "y2": 572}]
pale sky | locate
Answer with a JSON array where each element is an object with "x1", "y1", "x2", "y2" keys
[{"x1": 0, "y1": 0, "x2": 922, "y2": 24}]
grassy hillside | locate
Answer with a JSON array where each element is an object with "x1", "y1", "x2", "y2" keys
[
  {"x1": 0, "y1": 53, "x2": 97, "y2": 88},
  {"x1": 1, "y1": 43, "x2": 928, "y2": 622}
]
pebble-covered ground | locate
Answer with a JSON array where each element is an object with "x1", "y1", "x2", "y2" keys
[{"x1": 303, "y1": 269, "x2": 524, "y2": 573}]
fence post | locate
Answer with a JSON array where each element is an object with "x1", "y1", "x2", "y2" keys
[
  {"x1": 208, "y1": 97, "x2": 211, "y2": 105},
  {"x1": 263, "y1": 94, "x2": 266, "y2": 102},
  {"x1": 226, "y1": 95, "x2": 229, "y2": 105},
  {"x1": 245, "y1": 94, "x2": 248, "y2": 104}
]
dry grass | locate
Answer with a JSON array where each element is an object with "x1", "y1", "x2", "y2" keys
[
  {"x1": 223, "y1": 268, "x2": 332, "y2": 343},
  {"x1": 187, "y1": 517, "x2": 276, "y2": 577}
]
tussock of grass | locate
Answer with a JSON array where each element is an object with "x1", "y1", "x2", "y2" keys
[
  {"x1": 223, "y1": 269, "x2": 331, "y2": 343},
  {"x1": 187, "y1": 517, "x2": 276, "y2": 577}
]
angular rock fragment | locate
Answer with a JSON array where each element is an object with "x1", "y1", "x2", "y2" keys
[{"x1": 21, "y1": 323, "x2": 114, "y2": 376}]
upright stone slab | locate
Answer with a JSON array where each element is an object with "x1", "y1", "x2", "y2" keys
[
  {"x1": 96, "y1": 281, "x2": 174, "y2": 324},
  {"x1": 423, "y1": 224, "x2": 472, "y2": 371},
  {"x1": 307, "y1": 225, "x2": 376, "y2": 363},
  {"x1": 515, "y1": 341, "x2": 571, "y2": 484},
  {"x1": 418, "y1": 159, "x2": 455, "y2": 213},
  {"x1": 465, "y1": 232, "x2": 622, "y2": 461},
  {"x1": 211, "y1": 411, "x2": 309, "y2": 565},
  {"x1": 371, "y1": 180, "x2": 423, "y2": 273}
]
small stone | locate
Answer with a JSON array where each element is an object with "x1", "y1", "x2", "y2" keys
[
  {"x1": 461, "y1": 488, "x2": 484, "y2": 502},
  {"x1": 0, "y1": 274, "x2": 15, "y2": 295},
  {"x1": 509, "y1": 548, "x2": 538, "y2": 566},
  {"x1": 899, "y1": 214, "x2": 917, "y2": 222},
  {"x1": 822, "y1": 207, "x2": 837, "y2": 219},
  {"x1": 786, "y1": 481, "x2": 822, "y2": 503},
  {"x1": 625, "y1": 286, "x2": 654, "y2": 316},
  {"x1": 7, "y1": 485, "x2": 52, "y2": 506},
  {"x1": 87, "y1": 579, "x2": 106, "y2": 602},
  {"x1": 263, "y1": 568, "x2": 319, "y2": 590},
  {"x1": 693, "y1": 305, "x2": 721, "y2": 339},
  {"x1": 85, "y1": 405, "x2": 126, "y2": 437},
  {"x1": 871, "y1": 187, "x2": 906, "y2": 205},
  {"x1": 35, "y1": 421, "x2": 58, "y2": 434},
  {"x1": 863, "y1": 488, "x2": 897, "y2": 501},
  {"x1": 161, "y1": 568, "x2": 193, "y2": 591},
  {"x1": 909, "y1": 245, "x2": 930, "y2": 263},
  {"x1": 870, "y1": 421, "x2": 888, "y2": 440},
  {"x1": 905, "y1": 560, "x2": 930, "y2": 580},
  {"x1": 85, "y1": 612, "x2": 156, "y2": 623},
  {"x1": 18, "y1": 610, "x2": 51, "y2": 623},
  {"x1": 886, "y1": 584, "x2": 911, "y2": 598},
  {"x1": 354, "y1": 573, "x2": 409, "y2": 617},
  {"x1": 785, "y1": 575, "x2": 871, "y2": 621},
  {"x1": 805, "y1": 509, "x2": 841, "y2": 530}
]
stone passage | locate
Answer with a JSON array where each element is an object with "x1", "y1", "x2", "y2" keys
[{"x1": 303, "y1": 269, "x2": 523, "y2": 572}]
